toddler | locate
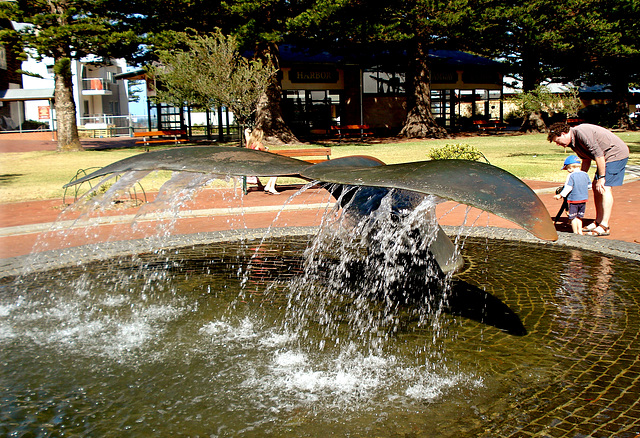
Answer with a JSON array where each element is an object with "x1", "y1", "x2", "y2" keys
[{"x1": 554, "y1": 155, "x2": 590, "y2": 234}]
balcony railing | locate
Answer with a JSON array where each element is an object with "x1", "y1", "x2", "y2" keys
[{"x1": 81, "y1": 78, "x2": 113, "y2": 95}]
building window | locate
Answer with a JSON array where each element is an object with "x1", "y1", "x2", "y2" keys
[
  {"x1": 363, "y1": 69, "x2": 405, "y2": 95},
  {"x1": 282, "y1": 90, "x2": 342, "y2": 134}
]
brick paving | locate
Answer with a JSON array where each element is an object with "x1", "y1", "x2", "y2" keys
[{"x1": 1, "y1": 134, "x2": 638, "y2": 259}]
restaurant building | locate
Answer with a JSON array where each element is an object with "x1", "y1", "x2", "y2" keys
[{"x1": 277, "y1": 45, "x2": 505, "y2": 137}]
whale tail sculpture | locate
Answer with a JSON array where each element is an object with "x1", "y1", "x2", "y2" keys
[{"x1": 64, "y1": 145, "x2": 558, "y2": 276}]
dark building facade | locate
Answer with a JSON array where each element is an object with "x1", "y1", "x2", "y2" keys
[{"x1": 278, "y1": 46, "x2": 504, "y2": 137}]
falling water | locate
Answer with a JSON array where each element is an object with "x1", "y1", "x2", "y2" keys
[
  {"x1": 283, "y1": 185, "x2": 453, "y2": 357},
  {"x1": 25, "y1": 171, "x2": 245, "y2": 267}
]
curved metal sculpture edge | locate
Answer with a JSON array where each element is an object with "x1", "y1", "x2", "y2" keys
[
  {"x1": 64, "y1": 145, "x2": 558, "y2": 242},
  {"x1": 64, "y1": 146, "x2": 312, "y2": 188},
  {"x1": 303, "y1": 158, "x2": 558, "y2": 242}
]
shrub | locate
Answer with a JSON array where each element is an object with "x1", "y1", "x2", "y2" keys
[
  {"x1": 427, "y1": 143, "x2": 488, "y2": 162},
  {"x1": 21, "y1": 119, "x2": 49, "y2": 130},
  {"x1": 504, "y1": 111, "x2": 523, "y2": 126}
]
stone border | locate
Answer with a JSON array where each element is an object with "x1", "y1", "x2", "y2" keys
[
  {"x1": 0, "y1": 227, "x2": 320, "y2": 278},
  {"x1": 2, "y1": 225, "x2": 638, "y2": 278},
  {"x1": 441, "y1": 226, "x2": 640, "y2": 262}
]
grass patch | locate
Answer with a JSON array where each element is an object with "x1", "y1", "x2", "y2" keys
[{"x1": 1, "y1": 131, "x2": 639, "y2": 204}]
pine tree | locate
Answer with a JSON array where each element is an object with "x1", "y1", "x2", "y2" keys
[{"x1": 0, "y1": 0, "x2": 138, "y2": 151}]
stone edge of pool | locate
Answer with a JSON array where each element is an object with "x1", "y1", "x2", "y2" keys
[{"x1": 1, "y1": 226, "x2": 638, "y2": 278}]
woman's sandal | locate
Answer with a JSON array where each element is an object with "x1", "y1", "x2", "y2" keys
[
  {"x1": 582, "y1": 222, "x2": 598, "y2": 232},
  {"x1": 585, "y1": 225, "x2": 610, "y2": 237}
]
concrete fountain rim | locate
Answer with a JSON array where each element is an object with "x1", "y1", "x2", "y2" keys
[{"x1": 1, "y1": 225, "x2": 638, "y2": 279}]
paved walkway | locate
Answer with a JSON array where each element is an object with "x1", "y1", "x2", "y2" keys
[
  {"x1": 1, "y1": 178, "x2": 638, "y2": 260},
  {"x1": 0, "y1": 131, "x2": 139, "y2": 152},
  {"x1": 1, "y1": 134, "x2": 638, "y2": 260}
]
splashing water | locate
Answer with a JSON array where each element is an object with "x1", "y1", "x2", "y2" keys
[
  {"x1": 1, "y1": 237, "x2": 491, "y2": 437},
  {"x1": 134, "y1": 172, "x2": 220, "y2": 220},
  {"x1": 4, "y1": 167, "x2": 640, "y2": 436},
  {"x1": 283, "y1": 186, "x2": 454, "y2": 356},
  {"x1": 3, "y1": 222, "x2": 639, "y2": 436}
]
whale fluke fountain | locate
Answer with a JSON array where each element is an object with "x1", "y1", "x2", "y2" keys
[{"x1": 64, "y1": 145, "x2": 557, "y2": 276}]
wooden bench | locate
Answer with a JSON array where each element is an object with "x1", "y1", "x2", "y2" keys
[
  {"x1": 243, "y1": 147, "x2": 331, "y2": 193},
  {"x1": 330, "y1": 124, "x2": 373, "y2": 140},
  {"x1": 270, "y1": 147, "x2": 331, "y2": 163},
  {"x1": 566, "y1": 118, "x2": 585, "y2": 126},
  {"x1": 473, "y1": 120, "x2": 506, "y2": 132},
  {"x1": 134, "y1": 130, "x2": 188, "y2": 146}
]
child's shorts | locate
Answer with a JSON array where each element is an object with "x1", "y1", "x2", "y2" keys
[{"x1": 568, "y1": 202, "x2": 586, "y2": 220}]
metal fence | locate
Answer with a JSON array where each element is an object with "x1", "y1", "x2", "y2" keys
[
  {"x1": 2, "y1": 111, "x2": 241, "y2": 141},
  {"x1": 78, "y1": 114, "x2": 145, "y2": 137}
]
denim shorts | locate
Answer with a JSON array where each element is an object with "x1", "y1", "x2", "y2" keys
[{"x1": 603, "y1": 157, "x2": 628, "y2": 187}]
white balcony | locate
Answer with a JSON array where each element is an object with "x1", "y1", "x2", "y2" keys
[{"x1": 81, "y1": 78, "x2": 113, "y2": 95}]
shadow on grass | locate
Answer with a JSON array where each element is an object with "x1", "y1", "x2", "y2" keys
[
  {"x1": 0, "y1": 174, "x2": 23, "y2": 185},
  {"x1": 627, "y1": 142, "x2": 640, "y2": 154}
]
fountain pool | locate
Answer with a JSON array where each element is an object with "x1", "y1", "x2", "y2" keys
[{"x1": 2, "y1": 235, "x2": 639, "y2": 437}]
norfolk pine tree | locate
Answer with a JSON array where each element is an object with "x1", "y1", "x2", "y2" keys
[
  {"x1": 0, "y1": 0, "x2": 138, "y2": 151},
  {"x1": 122, "y1": 0, "x2": 309, "y2": 144},
  {"x1": 290, "y1": 0, "x2": 481, "y2": 138},
  {"x1": 477, "y1": 0, "x2": 640, "y2": 130},
  {"x1": 219, "y1": 0, "x2": 316, "y2": 144}
]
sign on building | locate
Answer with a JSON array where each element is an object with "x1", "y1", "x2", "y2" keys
[{"x1": 38, "y1": 106, "x2": 51, "y2": 120}]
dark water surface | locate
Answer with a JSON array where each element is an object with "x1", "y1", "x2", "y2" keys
[{"x1": 1, "y1": 237, "x2": 639, "y2": 437}]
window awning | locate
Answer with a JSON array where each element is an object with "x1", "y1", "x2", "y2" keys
[
  {"x1": 0, "y1": 88, "x2": 55, "y2": 101},
  {"x1": 114, "y1": 69, "x2": 147, "y2": 81}
]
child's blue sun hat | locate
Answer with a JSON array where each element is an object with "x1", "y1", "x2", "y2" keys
[{"x1": 562, "y1": 155, "x2": 581, "y2": 169}]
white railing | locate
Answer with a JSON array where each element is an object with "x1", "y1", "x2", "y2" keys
[
  {"x1": 79, "y1": 115, "x2": 144, "y2": 137},
  {"x1": 1, "y1": 113, "x2": 241, "y2": 140},
  {"x1": 81, "y1": 78, "x2": 112, "y2": 92}
]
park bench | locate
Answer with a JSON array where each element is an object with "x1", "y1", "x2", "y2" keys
[
  {"x1": 243, "y1": 147, "x2": 332, "y2": 193},
  {"x1": 566, "y1": 118, "x2": 585, "y2": 126},
  {"x1": 269, "y1": 147, "x2": 331, "y2": 163},
  {"x1": 473, "y1": 120, "x2": 506, "y2": 133},
  {"x1": 134, "y1": 129, "x2": 188, "y2": 147},
  {"x1": 330, "y1": 124, "x2": 373, "y2": 140}
]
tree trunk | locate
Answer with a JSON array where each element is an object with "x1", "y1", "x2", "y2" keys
[
  {"x1": 54, "y1": 58, "x2": 83, "y2": 152},
  {"x1": 521, "y1": 111, "x2": 547, "y2": 133},
  {"x1": 399, "y1": 40, "x2": 448, "y2": 139},
  {"x1": 610, "y1": 70, "x2": 631, "y2": 129},
  {"x1": 254, "y1": 43, "x2": 298, "y2": 145}
]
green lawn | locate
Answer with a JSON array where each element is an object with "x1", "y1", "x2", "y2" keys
[{"x1": 1, "y1": 131, "x2": 639, "y2": 204}]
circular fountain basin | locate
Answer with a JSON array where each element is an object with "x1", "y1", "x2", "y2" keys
[{"x1": 1, "y1": 234, "x2": 639, "y2": 437}]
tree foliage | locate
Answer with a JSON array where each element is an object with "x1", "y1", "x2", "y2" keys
[
  {"x1": 287, "y1": 0, "x2": 483, "y2": 138},
  {"x1": 133, "y1": 0, "x2": 310, "y2": 143},
  {"x1": 507, "y1": 85, "x2": 582, "y2": 132},
  {"x1": 2, "y1": 0, "x2": 639, "y2": 146},
  {"x1": 478, "y1": 0, "x2": 639, "y2": 127},
  {"x1": 148, "y1": 30, "x2": 276, "y2": 133}
]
